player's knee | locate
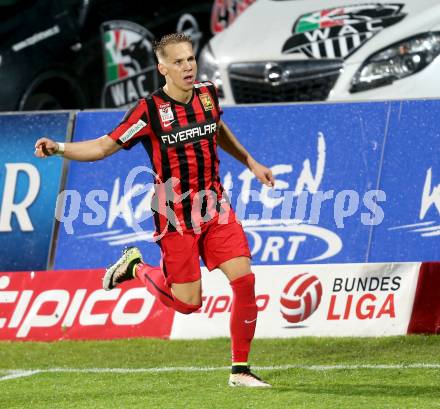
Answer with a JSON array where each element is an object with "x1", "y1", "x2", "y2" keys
[{"x1": 171, "y1": 282, "x2": 202, "y2": 307}]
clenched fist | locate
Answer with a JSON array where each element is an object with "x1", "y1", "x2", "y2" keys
[{"x1": 34, "y1": 137, "x2": 59, "y2": 158}]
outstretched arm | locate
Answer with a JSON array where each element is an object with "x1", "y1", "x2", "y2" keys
[
  {"x1": 34, "y1": 135, "x2": 121, "y2": 161},
  {"x1": 217, "y1": 120, "x2": 275, "y2": 187}
]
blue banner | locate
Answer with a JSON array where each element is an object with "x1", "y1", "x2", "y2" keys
[
  {"x1": 0, "y1": 113, "x2": 71, "y2": 271},
  {"x1": 53, "y1": 101, "x2": 439, "y2": 270},
  {"x1": 219, "y1": 103, "x2": 388, "y2": 264},
  {"x1": 54, "y1": 111, "x2": 161, "y2": 270},
  {"x1": 369, "y1": 100, "x2": 440, "y2": 261}
]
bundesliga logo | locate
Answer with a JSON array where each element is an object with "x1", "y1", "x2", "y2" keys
[{"x1": 280, "y1": 273, "x2": 322, "y2": 323}]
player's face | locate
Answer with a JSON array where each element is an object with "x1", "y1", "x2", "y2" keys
[{"x1": 160, "y1": 42, "x2": 197, "y2": 92}]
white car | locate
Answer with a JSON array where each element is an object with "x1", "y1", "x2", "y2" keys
[{"x1": 198, "y1": 0, "x2": 440, "y2": 104}]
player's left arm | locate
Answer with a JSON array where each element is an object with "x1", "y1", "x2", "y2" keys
[{"x1": 217, "y1": 120, "x2": 275, "y2": 187}]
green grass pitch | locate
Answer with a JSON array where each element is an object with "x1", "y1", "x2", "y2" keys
[{"x1": 1, "y1": 336, "x2": 440, "y2": 408}]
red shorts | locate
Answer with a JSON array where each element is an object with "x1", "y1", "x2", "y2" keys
[{"x1": 157, "y1": 215, "x2": 251, "y2": 286}]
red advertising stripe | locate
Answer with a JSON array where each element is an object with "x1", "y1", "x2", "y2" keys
[
  {"x1": 0, "y1": 269, "x2": 175, "y2": 341},
  {"x1": 407, "y1": 262, "x2": 440, "y2": 334}
]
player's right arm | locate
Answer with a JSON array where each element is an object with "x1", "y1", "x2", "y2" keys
[
  {"x1": 35, "y1": 100, "x2": 149, "y2": 161},
  {"x1": 34, "y1": 135, "x2": 121, "y2": 161}
]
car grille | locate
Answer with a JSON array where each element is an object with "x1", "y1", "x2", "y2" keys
[{"x1": 228, "y1": 60, "x2": 343, "y2": 103}]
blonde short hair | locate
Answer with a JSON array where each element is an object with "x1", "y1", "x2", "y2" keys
[{"x1": 153, "y1": 33, "x2": 193, "y2": 60}]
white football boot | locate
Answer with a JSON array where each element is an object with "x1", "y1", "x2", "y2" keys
[
  {"x1": 103, "y1": 247, "x2": 142, "y2": 290},
  {"x1": 228, "y1": 368, "x2": 271, "y2": 387}
]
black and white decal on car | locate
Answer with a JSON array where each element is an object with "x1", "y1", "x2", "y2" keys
[{"x1": 282, "y1": 4, "x2": 406, "y2": 59}]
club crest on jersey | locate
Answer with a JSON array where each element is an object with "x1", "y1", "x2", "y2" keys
[
  {"x1": 282, "y1": 4, "x2": 406, "y2": 59},
  {"x1": 200, "y1": 93, "x2": 214, "y2": 111},
  {"x1": 159, "y1": 102, "x2": 175, "y2": 126}
]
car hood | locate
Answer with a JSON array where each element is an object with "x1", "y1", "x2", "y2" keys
[{"x1": 210, "y1": 0, "x2": 440, "y2": 64}]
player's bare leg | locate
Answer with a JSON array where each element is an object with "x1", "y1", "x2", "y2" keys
[
  {"x1": 171, "y1": 281, "x2": 202, "y2": 306},
  {"x1": 219, "y1": 256, "x2": 271, "y2": 387},
  {"x1": 219, "y1": 256, "x2": 251, "y2": 281}
]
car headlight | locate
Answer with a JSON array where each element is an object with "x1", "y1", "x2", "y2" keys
[
  {"x1": 197, "y1": 44, "x2": 224, "y2": 97},
  {"x1": 351, "y1": 32, "x2": 440, "y2": 93}
]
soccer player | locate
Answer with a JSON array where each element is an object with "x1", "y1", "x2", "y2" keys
[{"x1": 35, "y1": 33, "x2": 274, "y2": 387}]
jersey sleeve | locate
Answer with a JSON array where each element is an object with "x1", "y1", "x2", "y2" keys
[{"x1": 107, "y1": 99, "x2": 150, "y2": 150}]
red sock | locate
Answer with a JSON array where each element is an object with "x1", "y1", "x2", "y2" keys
[
  {"x1": 229, "y1": 273, "x2": 257, "y2": 364},
  {"x1": 135, "y1": 263, "x2": 200, "y2": 314}
]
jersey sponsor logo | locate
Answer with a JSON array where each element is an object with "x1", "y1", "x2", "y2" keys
[
  {"x1": 159, "y1": 102, "x2": 175, "y2": 127},
  {"x1": 161, "y1": 122, "x2": 217, "y2": 147},
  {"x1": 119, "y1": 119, "x2": 147, "y2": 143},
  {"x1": 200, "y1": 93, "x2": 214, "y2": 111},
  {"x1": 282, "y1": 4, "x2": 406, "y2": 59}
]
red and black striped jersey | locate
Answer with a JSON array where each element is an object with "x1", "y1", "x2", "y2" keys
[{"x1": 108, "y1": 81, "x2": 226, "y2": 235}]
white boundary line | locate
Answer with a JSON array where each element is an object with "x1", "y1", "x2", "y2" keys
[
  {"x1": 1, "y1": 363, "x2": 439, "y2": 381},
  {"x1": 0, "y1": 370, "x2": 41, "y2": 381}
]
